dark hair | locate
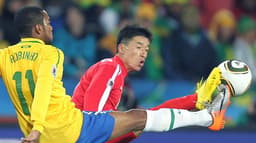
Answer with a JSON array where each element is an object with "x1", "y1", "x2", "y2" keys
[
  {"x1": 116, "y1": 25, "x2": 152, "y2": 49},
  {"x1": 14, "y1": 6, "x2": 44, "y2": 37}
]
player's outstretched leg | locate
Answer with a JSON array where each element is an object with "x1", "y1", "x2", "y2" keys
[
  {"x1": 196, "y1": 67, "x2": 221, "y2": 110},
  {"x1": 109, "y1": 108, "x2": 210, "y2": 141},
  {"x1": 108, "y1": 107, "x2": 222, "y2": 141}
]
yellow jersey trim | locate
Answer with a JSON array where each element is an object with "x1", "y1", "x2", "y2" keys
[{"x1": 20, "y1": 38, "x2": 45, "y2": 44}]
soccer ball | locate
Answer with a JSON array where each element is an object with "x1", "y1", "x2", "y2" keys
[{"x1": 218, "y1": 60, "x2": 252, "y2": 96}]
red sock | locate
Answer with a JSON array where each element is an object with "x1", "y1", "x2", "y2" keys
[
  {"x1": 149, "y1": 93, "x2": 198, "y2": 111},
  {"x1": 106, "y1": 132, "x2": 137, "y2": 143}
]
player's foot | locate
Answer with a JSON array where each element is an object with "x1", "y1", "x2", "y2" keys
[
  {"x1": 207, "y1": 84, "x2": 232, "y2": 131},
  {"x1": 196, "y1": 67, "x2": 222, "y2": 110}
]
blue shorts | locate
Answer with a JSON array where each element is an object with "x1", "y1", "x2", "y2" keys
[{"x1": 76, "y1": 111, "x2": 115, "y2": 143}]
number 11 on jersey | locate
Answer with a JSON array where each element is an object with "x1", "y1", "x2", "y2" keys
[{"x1": 13, "y1": 70, "x2": 35, "y2": 115}]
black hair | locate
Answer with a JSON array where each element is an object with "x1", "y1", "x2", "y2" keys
[
  {"x1": 14, "y1": 6, "x2": 44, "y2": 37},
  {"x1": 116, "y1": 25, "x2": 152, "y2": 50}
]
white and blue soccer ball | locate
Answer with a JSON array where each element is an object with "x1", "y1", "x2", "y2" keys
[{"x1": 218, "y1": 60, "x2": 252, "y2": 96}]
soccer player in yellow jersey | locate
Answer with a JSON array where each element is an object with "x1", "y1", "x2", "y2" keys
[{"x1": 0, "y1": 6, "x2": 231, "y2": 143}]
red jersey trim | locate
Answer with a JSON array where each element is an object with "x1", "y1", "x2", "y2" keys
[{"x1": 97, "y1": 64, "x2": 121, "y2": 111}]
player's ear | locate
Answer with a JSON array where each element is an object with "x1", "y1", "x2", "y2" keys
[
  {"x1": 34, "y1": 24, "x2": 43, "y2": 35},
  {"x1": 117, "y1": 43, "x2": 126, "y2": 54}
]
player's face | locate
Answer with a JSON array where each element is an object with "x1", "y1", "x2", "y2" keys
[
  {"x1": 121, "y1": 36, "x2": 150, "y2": 72},
  {"x1": 41, "y1": 11, "x2": 53, "y2": 44}
]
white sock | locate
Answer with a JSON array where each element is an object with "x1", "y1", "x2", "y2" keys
[
  {"x1": 143, "y1": 108, "x2": 212, "y2": 132},
  {"x1": 171, "y1": 109, "x2": 212, "y2": 129}
]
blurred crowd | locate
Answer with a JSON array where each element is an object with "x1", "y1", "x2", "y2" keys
[{"x1": 1, "y1": 0, "x2": 256, "y2": 128}]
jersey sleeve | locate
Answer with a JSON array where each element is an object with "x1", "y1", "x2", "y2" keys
[
  {"x1": 74, "y1": 63, "x2": 119, "y2": 112},
  {"x1": 31, "y1": 46, "x2": 61, "y2": 133}
]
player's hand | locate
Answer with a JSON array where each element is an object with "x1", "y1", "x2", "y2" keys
[{"x1": 21, "y1": 130, "x2": 40, "y2": 143}]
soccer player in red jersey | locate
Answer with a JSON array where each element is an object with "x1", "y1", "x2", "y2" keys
[{"x1": 72, "y1": 25, "x2": 223, "y2": 143}]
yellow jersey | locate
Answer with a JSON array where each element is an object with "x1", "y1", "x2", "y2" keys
[{"x1": 0, "y1": 38, "x2": 83, "y2": 143}]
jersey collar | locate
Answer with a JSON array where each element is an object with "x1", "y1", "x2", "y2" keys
[
  {"x1": 20, "y1": 38, "x2": 45, "y2": 45},
  {"x1": 114, "y1": 55, "x2": 128, "y2": 76}
]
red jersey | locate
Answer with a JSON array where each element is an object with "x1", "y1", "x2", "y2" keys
[{"x1": 72, "y1": 56, "x2": 128, "y2": 111}]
